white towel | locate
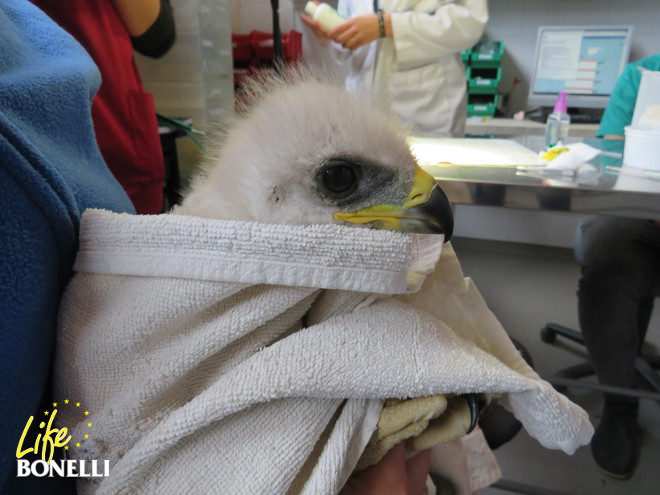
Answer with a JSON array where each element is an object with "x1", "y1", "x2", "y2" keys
[{"x1": 55, "y1": 209, "x2": 593, "y2": 495}]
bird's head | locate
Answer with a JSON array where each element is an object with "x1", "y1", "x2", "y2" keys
[{"x1": 175, "y1": 68, "x2": 453, "y2": 241}]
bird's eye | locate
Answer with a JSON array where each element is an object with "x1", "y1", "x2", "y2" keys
[
  {"x1": 314, "y1": 157, "x2": 363, "y2": 203},
  {"x1": 323, "y1": 165, "x2": 357, "y2": 193}
]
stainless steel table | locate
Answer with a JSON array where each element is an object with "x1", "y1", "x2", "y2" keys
[
  {"x1": 415, "y1": 136, "x2": 660, "y2": 219},
  {"x1": 465, "y1": 117, "x2": 600, "y2": 138}
]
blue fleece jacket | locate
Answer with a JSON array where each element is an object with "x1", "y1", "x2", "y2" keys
[{"x1": 0, "y1": 1, "x2": 134, "y2": 492}]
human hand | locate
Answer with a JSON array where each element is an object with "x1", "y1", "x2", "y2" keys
[
  {"x1": 299, "y1": 13, "x2": 332, "y2": 45},
  {"x1": 328, "y1": 14, "x2": 380, "y2": 51},
  {"x1": 339, "y1": 442, "x2": 431, "y2": 495}
]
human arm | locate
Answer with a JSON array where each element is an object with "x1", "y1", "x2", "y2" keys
[
  {"x1": 302, "y1": 1, "x2": 487, "y2": 65},
  {"x1": 110, "y1": 0, "x2": 176, "y2": 58},
  {"x1": 110, "y1": 0, "x2": 161, "y2": 36},
  {"x1": 315, "y1": 0, "x2": 487, "y2": 67},
  {"x1": 327, "y1": 12, "x2": 392, "y2": 51},
  {"x1": 597, "y1": 63, "x2": 643, "y2": 138},
  {"x1": 388, "y1": 0, "x2": 488, "y2": 69},
  {"x1": 0, "y1": 2, "x2": 135, "y2": 489}
]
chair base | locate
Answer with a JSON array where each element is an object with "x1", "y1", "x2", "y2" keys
[{"x1": 541, "y1": 323, "x2": 660, "y2": 401}]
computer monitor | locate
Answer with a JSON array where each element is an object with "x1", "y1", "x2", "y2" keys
[{"x1": 527, "y1": 25, "x2": 633, "y2": 111}]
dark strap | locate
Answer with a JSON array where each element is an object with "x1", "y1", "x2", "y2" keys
[
  {"x1": 269, "y1": 0, "x2": 284, "y2": 72},
  {"x1": 373, "y1": 0, "x2": 379, "y2": 13}
]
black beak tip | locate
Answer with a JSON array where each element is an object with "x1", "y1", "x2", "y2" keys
[{"x1": 403, "y1": 184, "x2": 454, "y2": 239}]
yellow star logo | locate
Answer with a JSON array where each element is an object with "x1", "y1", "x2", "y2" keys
[
  {"x1": 44, "y1": 411, "x2": 49, "y2": 416},
  {"x1": 84, "y1": 411, "x2": 90, "y2": 416},
  {"x1": 64, "y1": 446, "x2": 69, "y2": 450},
  {"x1": 76, "y1": 402, "x2": 81, "y2": 407},
  {"x1": 76, "y1": 442, "x2": 80, "y2": 447},
  {"x1": 84, "y1": 434, "x2": 89, "y2": 439},
  {"x1": 53, "y1": 402, "x2": 58, "y2": 408},
  {"x1": 64, "y1": 399, "x2": 69, "y2": 404},
  {"x1": 87, "y1": 422, "x2": 92, "y2": 428}
]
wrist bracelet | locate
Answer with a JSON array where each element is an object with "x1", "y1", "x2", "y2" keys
[{"x1": 377, "y1": 10, "x2": 386, "y2": 38}]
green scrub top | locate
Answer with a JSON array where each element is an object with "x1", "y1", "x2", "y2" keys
[{"x1": 598, "y1": 53, "x2": 660, "y2": 137}]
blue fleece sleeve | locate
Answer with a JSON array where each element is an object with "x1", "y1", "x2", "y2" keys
[{"x1": 0, "y1": 1, "x2": 134, "y2": 491}]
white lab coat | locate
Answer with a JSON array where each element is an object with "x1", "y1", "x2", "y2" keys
[{"x1": 336, "y1": 0, "x2": 488, "y2": 136}]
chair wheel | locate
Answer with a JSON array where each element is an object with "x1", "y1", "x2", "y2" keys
[{"x1": 540, "y1": 326, "x2": 556, "y2": 343}]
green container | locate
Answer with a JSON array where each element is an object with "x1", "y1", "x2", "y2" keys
[
  {"x1": 467, "y1": 93, "x2": 498, "y2": 117},
  {"x1": 470, "y1": 41, "x2": 504, "y2": 67},
  {"x1": 467, "y1": 66, "x2": 501, "y2": 93},
  {"x1": 461, "y1": 47, "x2": 471, "y2": 70}
]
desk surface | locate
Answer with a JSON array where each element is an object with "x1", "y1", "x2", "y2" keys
[
  {"x1": 415, "y1": 136, "x2": 660, "y2": 219},
  {"x1": 465, "y1": 117, "x2": 600, "y2": 138}
]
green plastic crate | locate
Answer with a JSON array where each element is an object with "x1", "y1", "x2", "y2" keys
[
  {"x1": 470, "y1": 41, "x2": 504, "y2": 67},
  {"x1": 461, "y1": 48, "x2": 471, "y2": 70},
  {"x1": 467, "y1": 66, "x2": 501, "y2": 94},
  {"x1": 467, "y1": 93, "x2": 498, "y2": 117}
]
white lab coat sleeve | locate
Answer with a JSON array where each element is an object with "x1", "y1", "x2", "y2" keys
[
  {"x1": 390, "y1": 0, "x2": 488, "y2": 70},
  {"x1": 321, "y1": 0, "x2": 354, "y2": 66}
]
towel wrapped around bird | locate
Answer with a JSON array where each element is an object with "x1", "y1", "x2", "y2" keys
[
  {"x1": 56, "y1": 211, "x2": 591, "y2": 494},
  {"x1": 53, "y1": 69, "x2": 593, "y2": 494}
]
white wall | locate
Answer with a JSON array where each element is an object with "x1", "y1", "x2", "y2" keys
[
  {"x1": 486, "y1": 0, "x2": 660, "y2": 113},
  {"x1": 136, "y1": 0, "x2": 234, "y2": 129},
  {"x1": 229, "y1": 0, "x2": 296, "y2": 34},
  {"x1": 135, "y1": 0, "x2": 235, "y2": 184}
]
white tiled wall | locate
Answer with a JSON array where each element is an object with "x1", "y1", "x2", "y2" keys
[{"x1": 486, "y1": 0, "x2": 660, "y2": 113}]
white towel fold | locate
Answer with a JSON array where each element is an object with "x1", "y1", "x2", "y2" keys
[{"x1": 55, "y1": 209, "x2": 593, "y2": 495}]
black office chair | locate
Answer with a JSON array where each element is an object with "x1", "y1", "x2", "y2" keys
[
  {"x1": 540, "y1": 225, "x2": 660, "y2": 400},
  {"x1": 540, "y1": 320, "x2": 660, "y2": 399}
]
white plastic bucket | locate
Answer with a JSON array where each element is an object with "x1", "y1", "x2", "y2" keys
[
  {"x1": 623, "y1": 126, "x2": 660, "y2": 170},
  {"x1": 615, "y1": 126, "x2": 660, "y2": 193}
]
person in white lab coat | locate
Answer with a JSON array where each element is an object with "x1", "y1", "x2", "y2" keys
[{"x1": 301, "y1": 0, "x2": 489, "y2": 137}]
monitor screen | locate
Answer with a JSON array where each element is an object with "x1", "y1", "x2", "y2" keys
[{"x1": 527, "y1": 25, "x2": 633, "y2": 110}]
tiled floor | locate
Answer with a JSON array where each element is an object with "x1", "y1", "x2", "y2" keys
[{"x1": 451, "y1": 237, "x2": 660, "y2": 495}]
